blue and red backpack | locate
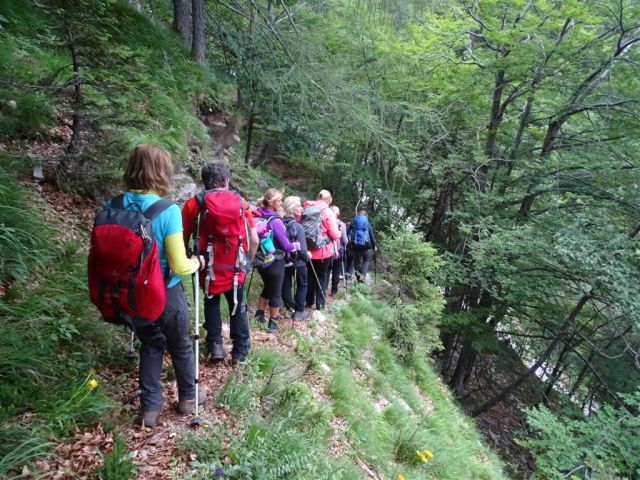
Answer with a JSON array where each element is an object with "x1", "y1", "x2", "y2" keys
[{"x1": 88, "y1": 195, "x2": 172, "y2": 326}]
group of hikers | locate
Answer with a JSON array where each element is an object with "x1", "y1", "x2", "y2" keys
[{"x1": 88, "y1": 145, "x2": 377, "y2": 427}]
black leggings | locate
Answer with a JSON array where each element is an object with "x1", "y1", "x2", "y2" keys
[
  {"x1": 282, "y1": 263, "x2": 308, "y2": 312},
  {"x1": 306, "y1": 258, "x2": 332, "y2": 310},
  {"x1": 258, "y1": 258, "x2": 285, "y2": 307}
]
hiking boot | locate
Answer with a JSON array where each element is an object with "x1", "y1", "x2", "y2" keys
[
  {"x1": 177, "y1": 388, "x2": 208, "y2": 414},
  {"x1": 292, "y1": 310, "x2": 311, "y2": 321},
  {"x1": 141, "y1": 409, "x2": 161, "y2": 428},
  {"x1": 254, "y1": 309, "x2": 267, "y2": 325},
  {"x1": 284, "y1": 308, "x2": 295, "y2": 319},
  {"x1": 231, "y1": 356, "x2": 247, "y2": 367},
  {"x1": 208, "y1": 343, "x2": 226, "y2": 362},
  {"x1": 267, "y1": 317, "x2": 280, "y2": 333}
]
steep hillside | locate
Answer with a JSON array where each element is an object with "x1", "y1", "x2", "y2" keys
[{"x1": 0, "y1": 1, "x2": 517, "y2": 479}]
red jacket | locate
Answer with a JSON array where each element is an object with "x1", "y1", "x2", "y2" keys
[{"x1": 303, "y1": 199, "x2": 341, "y2": 260}]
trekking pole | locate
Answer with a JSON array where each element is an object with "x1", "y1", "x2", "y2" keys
[
  {"x1": 125, "y1": 328, "x2": 138, "y2": 358},
  {"x1": 308, "y1": 259, "x2": 325, "y2": 307},
  {"x1": 191, "y1": 217, "x2": 206, "y2": 428},
  {"x1": 246, "y1": 267, "x2": 255, "y2": 302},
  {"x1": 373, "y1": 249, "x2": 378, "y2": 284},
  {"x1": 291, "y1": 265, "x2": 297, "y2": 328},
  {"x1": 341, "y1": 257, "x2": 348, "y2": 297}
]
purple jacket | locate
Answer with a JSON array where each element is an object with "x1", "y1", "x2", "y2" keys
[{"x1": 256, "y1": 208, "x2": 297, "y2": 253}]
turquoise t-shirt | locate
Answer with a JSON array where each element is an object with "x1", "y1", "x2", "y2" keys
[{"x1": 108, "y1": 192, "x2": 183, "y2": 289}]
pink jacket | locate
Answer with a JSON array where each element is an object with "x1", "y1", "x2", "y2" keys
[{"x1": 304, "y1": 199, "x2": 341, "y2": 260}]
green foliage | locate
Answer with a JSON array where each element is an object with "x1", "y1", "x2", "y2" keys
[
  {"x1": 0, "y1": 437, "x2": 53, "y2": 479},
  {"x1": 0, "y1": 0, "x2": 225, "y2": 196},
  {"x1": 521, "y1": 394, "x2": 640, "y2": 480},
  {"x1": 0, "y1": 158, "x2": 53, "y2": 284},
  {"x1": 181, "y1": 353, "x2": 358, "y2": 480},
  {"x1": 0, "y1": 243, "x2": 123, "y2": 458},
  {"x1": 95, "y1": 434, "x2": 136, "y2": 480},
  {"x1": 327, "y1": 297, "x2": 509, "y2": 479}
]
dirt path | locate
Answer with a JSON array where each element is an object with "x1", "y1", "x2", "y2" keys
[{"x1": 45, "y1": 307, "x2": 335, "y2": 479}]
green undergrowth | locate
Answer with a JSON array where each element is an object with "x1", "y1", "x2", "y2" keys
[
  {"x1": 0, "y1": 158, "x2": 53, "y2": 285},
  {"x1": 177, "y1": 346, "x2": 361, "y2": 479},
  {"x1": 0, "y1": 0, "x2": 227, "y2": 196},
  {"x1": 178, "y1": 288, "x2": 508, "y2": 480},
  {"x1": 0, "y1": 189, "x2": 126, "y2": 476}
]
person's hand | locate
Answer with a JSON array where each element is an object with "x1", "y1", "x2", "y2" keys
[
  {"x1": 305, "y1": 251, "x2": 312, "y2": 261},
  {"x1": 293, "y1": 241, "x2": 301, "y2": 251},
  {"x1": 192, "y1": 255, "x2": 206, "y2": 271}
]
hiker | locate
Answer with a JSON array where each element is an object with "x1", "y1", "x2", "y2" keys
[
  {"x1": 348, "y1": 209, "x2": 377, "y2": 283},
  {"x1": 253, "y1": 188, "x2": 300, "y2": 332},
  {"x1": 303, "y1": 189, "x2": 341, "y2": 310},
  {"x1": 329, "y1": 205, "x2": 348, "y2": 297},
  {"x1": 182, "y1": 163, "x2": 259, "y2": 365},
  {"x1": 281, "y1": 196, "x2": 311, "y2": 321},
  {"x1": 110, "y1": 145, "x2": 205, "y2": 428}
]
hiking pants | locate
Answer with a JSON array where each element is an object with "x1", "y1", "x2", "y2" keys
[
  {"x1": 137, "y1": 283, "x2": 195, "y2": 412},
  {"x1": 330, "y1": 256, "x2": 344, "y2": 295},
  {"x1": 345, "y1": 247, "x2": 355, "y2": 279},
  {"x1": 203, "y1": 284, "x2": 250, "y2": 362},
  {"x1": 306, "y1": 258, "x2": 332, "y2": 310},
  {"x1": 257, "y1": 257, "x2": 285, "y2": 307},
  {"x1": 353, "y1": 247, "x2": 373, "y2": 279},
  {"x1": 282, "y1": 263, "x2": 308, "y2": 312}
]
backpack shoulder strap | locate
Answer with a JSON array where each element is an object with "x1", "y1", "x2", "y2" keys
[
  {"x1": 143, "y1": 199, "x2": 175, "y2": 221},
  {"x1": 195, "y1": 190, "x2": 206, "y2": 209},
  {"x1": 111, "y1": 194, "x2": 126, "y2": 210}
]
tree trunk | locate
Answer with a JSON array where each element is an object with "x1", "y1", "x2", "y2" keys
[
  {"x1": 449, "y1": 336, "x2": 477, "y2": 395},
  {"x1": 484, "y1": 69, "x2": 506, "y2": 160},
  {"x1": 425, "y1": 178, "x2": 453, "y2": 244},
  {"x1": 472, "y1": 292, "x2": 591, "y2": 417},
  {"x1": 542, "y1": 341, "x2": 572, "y2": 406},
  {"x1": 63, "y1": 2, "x2": 81, "y2": 153},
  {"x1": 447, "y1": 289, "x2": 492, "y2": 395},
  {"x1": 191, "y1": 0, "x2": 205, "y2": 62},
  {"x1": 172, "y1": 0, "x2": 191, "y2": 46}
]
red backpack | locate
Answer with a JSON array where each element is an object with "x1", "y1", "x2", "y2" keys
[
  {"x1": 88, "y1": 195, "x2": 173, "y2": 326},
  {"x1": 194, "y1": 190, "x2": 250, "y2": 313}
]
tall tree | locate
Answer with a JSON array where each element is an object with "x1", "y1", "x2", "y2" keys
[
  {"x1": 172, "y1": 0, "x2": 191, "y2": 46},
  {"x1": 191, "y1": 0, "x2": 205, "y2": 62}
]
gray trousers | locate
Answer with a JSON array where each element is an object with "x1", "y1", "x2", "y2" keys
[{"x1": 137, "y1": 283, "x2": 195, "y2": 412}]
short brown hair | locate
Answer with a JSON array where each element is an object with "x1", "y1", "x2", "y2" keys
[{"x1": 123, "y1": 145, "x2": 174, "y2": 196}]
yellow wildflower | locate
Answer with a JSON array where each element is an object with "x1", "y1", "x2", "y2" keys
[
  {"x1": 87, "y1": 379, "x2": 98, "y2": 390},
  {"x1": 416, "y1": 450, "x2": 428, "y2": 463},
  {"x1": 397, "y1": 475, "x2": 405, "y2": 480},
  {"x1": 423, "y1": 449, "x2": 434, "y2": 458}
]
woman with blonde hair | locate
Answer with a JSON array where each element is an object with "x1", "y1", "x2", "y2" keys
[
  {"x1": 253, "y1": 188, "x2": 300, "y2": 332},
  {"x1": 303, "y1": 189, "x2": 341, "y2": 310},
  {"x1": 329, "y1": 205, "x2": 348, "y2": 296},
  {"x1": 281, "y1": 196, "x2": 311, "y2": 321},
  {"x1": 117, "y1": 145, "x2": 204, "y2": 428}
]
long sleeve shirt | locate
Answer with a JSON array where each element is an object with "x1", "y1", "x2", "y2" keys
[{"x1": 255, "y1": 208, "x2": 297, "y2": 253}]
